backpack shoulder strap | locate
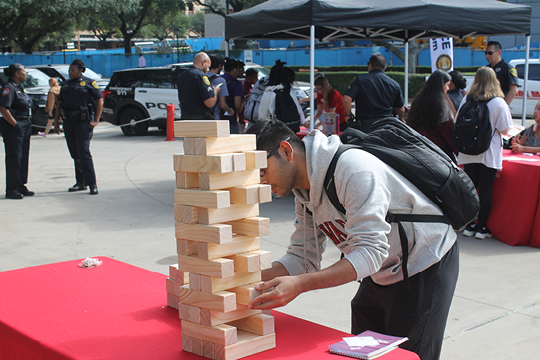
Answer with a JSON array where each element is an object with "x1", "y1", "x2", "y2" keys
[
  {"x1": 208, "y1": 74, "x2": 219, "y2": 82},
  {"x1": 323, "y1": 144, "x2": 355, "y2": 215}
]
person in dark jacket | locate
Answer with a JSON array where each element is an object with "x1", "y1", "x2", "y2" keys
[
  {"x1": 0, "y1": 63, "x2": 34, "y2": 199},
  {"x1": 54, "y1": 59, "x2": 103, "y2": 195},
  {"x1": 447, "y1": 70, "x2": 466, "y2": 111}
]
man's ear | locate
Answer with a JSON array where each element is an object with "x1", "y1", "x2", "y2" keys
[{"x1": 281, "y1": 140, "x2": 294, "y2": 161}]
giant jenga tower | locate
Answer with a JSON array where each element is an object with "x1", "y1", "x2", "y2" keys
[{"x1": 166, "y1": 120, "x2": 276, "y2": 360}]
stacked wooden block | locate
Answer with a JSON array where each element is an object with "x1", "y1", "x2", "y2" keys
[{"x1": 166, "y1": 120, "x2": 276, "y2": 360}]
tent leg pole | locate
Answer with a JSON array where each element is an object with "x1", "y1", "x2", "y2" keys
[
  {"x1": 404, "y1": 41, "x2": 409, "y2": 111},
  {"x1": 522, "y1": 36, "x2": 530, "y2": 127},
  {"x1": 225, "y1": 40, "x2": 229, "y2": 57},
  {"x1": 310, "y1": 25, "x2": 315, "y2": 131}
]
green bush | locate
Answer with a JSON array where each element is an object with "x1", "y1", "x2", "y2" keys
[{"x1": 296, "y1": 71, "x2": 427, "y2": 99}]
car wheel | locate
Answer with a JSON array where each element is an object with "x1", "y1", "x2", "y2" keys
[{"x1": 119, "y1": 108, "x2": 149, "y2": 136}]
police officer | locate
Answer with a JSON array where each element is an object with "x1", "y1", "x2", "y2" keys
[
  {"x1": 177, "y1": 52, "x2": 220, "y2": 120},
  {"x1": 54, "y1": 59, "x2": 103, "y2": 195},
  {"x1": 343, "y1": 54, "x2": 405, "y2": 132},
  {"x1": 485, "y1": 41, "x2": 519, "y2": 105},
  {"x1": 0, "y1": 63, "x2": 34, "y2": 199}
]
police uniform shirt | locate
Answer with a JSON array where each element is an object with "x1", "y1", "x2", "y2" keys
[
  {"x1": 0, "y1": 79, "x2": 32, "y2": 117},
  {"x1": 489, "y1": 60, "x2": 519, "y2": 96},
  {"x1": 58, "y1": 75, "x2": 103, "y2": 110},
  {"x1": 177, "y1": 65, "x2": 215, "y2": 115},
  {"x1": 344, "y1": 69, "x2": 404, "y2": 120}
]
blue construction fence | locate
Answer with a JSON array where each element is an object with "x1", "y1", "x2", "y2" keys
[{"x1": 1, "y1": 45, "x2": 539, "y2": 78}]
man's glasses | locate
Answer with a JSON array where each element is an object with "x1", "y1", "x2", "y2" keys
[
  {"x1": 484, "y1": 51, "x2": 496, "y2": 55},
  {"x1": 260, "y1": 136, "x2": 291, "y2": 177}
]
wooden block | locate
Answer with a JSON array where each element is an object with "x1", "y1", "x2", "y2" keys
[
  {"x1": 227, "y1": 185, "x2": 259, "y2": 205},
  {"x1": 198, "y1": 235, "x2": 260, "y2": 260},
  {"x1": 181, "y1": 320, "x2": 238, "y2": 346},
  {"x1": 174, "y1": 154, "x2": 234, "y2": 173},
  {"x1": 167, "y1": 292, "x2": 179, "y2": 309},
  {"x1": 251, "y1": 250, "x2": 272, "y2": 270},
  {"x1": 198, "y1": 204, "x2": 259, "y2": 225},
  {"x1": 226, "y1": 252, "x2": 260, "y2": 273},
  {"x1": 200, "y1": 304, "x2": 261, "y2": 327},
  {"x1": 169, "y1": 264, "x2": 190, "y2": 284},
  {"x1": 243, "y1": 150, "x2": 267, "y2": 169},
  {"x1": 175, "y1": 222, "x2": 233, "y2": 244},
  {"x1": 166, "y1": 278, "x2": 180, "y2": 296},
  {"x1": 192, "y1": 338, "x2": 204, "y2": 356},
  {"x1": 178, "y1": 255, "x2": 234, "y2": 278},
  {"x1": 194, "y1": 135, "x2": 256, "y2": 155},
  {"x1": 182, "y1": 335, "x2": 193, "y2": 353},
  {"x1": 258, "y1": 184, "x2": 272, "y2": 203},
  {"x1": 176, "y1": 171, "x2": 199, "y2": 189},
  {"x1": 227, "y1": 314, "x2": 275, "y2": 336},
  {"x1": 174, "y1": 205, "x2": 199, "y2": 224},
  {"x1": 213, "y1": 331, "x2": 276, "y2": 360},
  {"x1": 199, "y1": 169, "x2": 260, "y2": 191},
  {"x1": 178, "y1": 285, "x2": 237, "y2": 312},
  {"x1": 183, "y1": 137, "x2": 196, "y2": 155},
  {"x1": 175, "y1": 120, "x2": 230, "y2": 138},
  {"x1": 189, "y1": 272, "x2": 201, "y2": 291},
  {"x1": 189, "y1": 305, "x2": 201, "y2": 324},
  {"x1": 179, "y1": 303, "x2": 190, "y2": 320},
  {"x1": 225, "y1": 217, "x2": 270, "y2": 237},
  {"x1": 232, "y1": 153, "x2": 246, "y2": 171},
  {"x1": 228, "y1": 282, "x2": 262, "y2": 305},
  {"x1": 262, "y1": 309, "x2": 272, "y2": 316},
  {"x1": 199, "y1": 272, "x2": 262, "y2": 293},
  {"x1": 177, "y1": 239, "x2": 198, "y2": 256},
  {"x1": 174, "y1": 188, "x2": 230, "y2": 209},
  {"x1": 203, "y1": 340, "x2": 215, "y2": 359}
]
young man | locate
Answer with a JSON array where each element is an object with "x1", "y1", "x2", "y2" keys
[
  {"x1": 246, "y1": 119, "x2": 459, "y2": 360},
  {"x1": 206, "y1": 54, "x2": 235, "y2": 121}
]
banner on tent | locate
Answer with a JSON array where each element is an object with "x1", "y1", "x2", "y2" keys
[{"x1": 430, "y1": 38, "x2": 453, "y2": 73}]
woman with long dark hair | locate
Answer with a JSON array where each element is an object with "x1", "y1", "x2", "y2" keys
[
  {"x1": 0, "y1": 63, "x2": 34, "y2": 199},
  {"x1": 458, "y1": 67, "x2": 513, "y2": 239},
  {"x1": 407, "y1": 69, "x2": 457, "y2": 161}
]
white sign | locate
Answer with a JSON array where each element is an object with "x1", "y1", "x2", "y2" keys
[
  {"x1": 244, "y1": 50, "x2": 253, "y2": 63},
  {"x1": 430, "y1": 38, "x2": 453, "y2": 73}
]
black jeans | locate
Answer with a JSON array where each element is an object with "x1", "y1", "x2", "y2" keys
[
  {"x1": 0, "y1": 118, "x2": 32, "y2": 194},
  {"x1": 351, "y1": 241, "x2": 459, "y2": 360},
  {"x1": 63, "y1": 119, "x2": 96, "y2": 187},
  {"x1": 463, "y1": 163, "x2": 497, "y2": 229}
]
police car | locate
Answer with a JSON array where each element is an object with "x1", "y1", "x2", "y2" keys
[{"x1": 102, "y1": 64, "x2": 191, "y2": 136}]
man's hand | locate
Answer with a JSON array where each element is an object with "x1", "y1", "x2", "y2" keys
[{"x1": 248, "y1": 276, "x2": 304, "y2": 310}]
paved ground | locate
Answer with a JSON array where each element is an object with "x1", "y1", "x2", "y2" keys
[{"x1": 1, "y1": 123, "x2": 539, "y2": 359}]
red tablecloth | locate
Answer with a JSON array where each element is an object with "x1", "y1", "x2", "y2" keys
[
  {"x1": 487, "y1": 150, "x2": 540, "y2": 247},
  {"x1": 0, "y1": 258, "x2": 419, "y2": 360}
]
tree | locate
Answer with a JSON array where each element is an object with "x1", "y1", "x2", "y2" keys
[
  {"x1": 189, "y1": 11, "x2": 205, "y2": 37},
  {"x1": 0, "y1": 1, "x2": 31, "y2": 48},
  {"x1": 140, "y1": 9, "x2": 191, "y2": 41},
  {"x1": 372, "y1": 40, "x2": 430, "y2": 74},
  {"x1": 189, "y1": 0, "x2": 265, "y2": 17}
]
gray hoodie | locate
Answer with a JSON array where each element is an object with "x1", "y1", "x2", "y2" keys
[{"x1": 276, "y1": 130, "x2": 457, "y2": 286}]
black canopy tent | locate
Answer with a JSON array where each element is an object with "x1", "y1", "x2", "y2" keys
[{"x1": 225, "y1": 0, "x2": 532, "y2": 126}]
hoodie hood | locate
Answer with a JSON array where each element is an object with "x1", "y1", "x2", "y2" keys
[{"x1": 293, "y1": 130, "x2": 341, "y2": 208}]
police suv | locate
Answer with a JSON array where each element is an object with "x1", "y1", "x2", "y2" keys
[{"x1": 102, "y1": 64, "x2": 191, "y2": 136}]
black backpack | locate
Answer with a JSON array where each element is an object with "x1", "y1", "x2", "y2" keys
[
  {"x1": 452, "y1": 95, "x2": 493, "y2": 155},
  {"x1": 324, "y1": 118, "x2": 479, "y2": 287},
  {"x1": 274, "y1": 86, "x2": 301, "y2": 131}
]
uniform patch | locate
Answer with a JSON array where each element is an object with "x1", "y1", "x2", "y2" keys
[
  {"x1": 91, "y1": 80, "x2": 99, "y2": 89},
  {"x1": 80, "y1": 81, "x2": 86, "y2": 86},
  {"x1": 510, "y1": 68, "x2": 517, "y2": 77},
  {"x1": 203, "y1": 76, "x2": 210, "y2": 86},
  {"x1": 1, "y1": 88, "x2": 9, "y2": 97}
]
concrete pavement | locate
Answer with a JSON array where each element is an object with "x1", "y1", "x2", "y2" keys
[{"x1": 0, "y1": 123, "x2": 539, "y2": 359}]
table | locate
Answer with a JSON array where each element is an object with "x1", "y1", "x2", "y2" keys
[
  {"x1": 487, "y1": 149, "x2": 540, "y2": 247},
  {"x1": 0, "y1": 258, "x2": 419, "y2": 360}
]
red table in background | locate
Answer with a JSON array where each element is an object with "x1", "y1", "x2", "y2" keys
[
  {"x1": 0, "y1": 258, "x2": 419, "y2": 360},
  {"x1": 487, "y1": 149, "x2": 540, "y2": 247}
]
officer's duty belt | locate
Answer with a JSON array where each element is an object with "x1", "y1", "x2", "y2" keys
[{"x1": 64, "y1": 109, "x2": 82, "y2": 117}]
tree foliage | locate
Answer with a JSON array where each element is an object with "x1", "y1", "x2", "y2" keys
[{"x1": 189, "y1": 0, "x2": 266, "y2": 17}]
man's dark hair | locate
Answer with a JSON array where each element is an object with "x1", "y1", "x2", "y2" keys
[
  {"x1": 246, "y1": 119, "x2": 304, "y2": 154},
  {"x1": 70, "y1": 58, "x2": 86, "y2": 72},
  {"x1": 369, "y1": 54, "x2": 387, "y2": 70},
  {"x1": 245, "y1": 68, "x2": 258, "y2": 78},
  {"x1": 209, "y1": 53, "x2": 224, "y2": 70},
  {"x1": 223, "y1": 57, "x2": 238, "y2": 72},
  {"x1": 487, "y1": 41, "x2": 502, "y2": 51}
]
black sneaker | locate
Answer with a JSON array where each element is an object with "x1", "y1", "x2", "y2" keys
[
  {"x1": 463, "y1": 223, "x2": 477, "y2": 237},
  {"x1": 19, "y1": 186, "x2": 35, "y2": 196},
  {"x1": 68, "y1": 184, "x2": 87, "y2": 192},
  {"x1": 6, "y1": 191, "x2": 23, "y2": 200},
  {"x1": 475, "y1": 227, "x2": 493, "y2": 239}
]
